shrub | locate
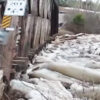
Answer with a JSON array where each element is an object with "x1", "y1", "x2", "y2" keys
[{"x1": 73, "y1": 14, "x2": 85, "y2": 25}]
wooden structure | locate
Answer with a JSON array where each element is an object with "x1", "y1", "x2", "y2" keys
[{"x1": 0, "y1": 0, "x2": 58, "y2": 81}]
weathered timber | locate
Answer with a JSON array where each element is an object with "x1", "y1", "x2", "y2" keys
[
  {"x1": 0, "y1": 0, "x2": 58, "y2": 82},
  {"x1": 0, "y1": 70, "x2": 4, "y2": 100},
  {"x1": 51, "y1": 0, "x2": 59, "y2": 35},
  {"x1": 18, "y1": 16, "x2": 27, "y2": 56},
  {"x1": 1, "y1": 17, "x2": 19, "y2": 81},
  {"x1": 44, "y1": 0, "x2": 51, "y2": 19},
  {"x1": 39, "y1": 0, "x2": 44, "y2": 17},
  {"x1": 0, "y1": 5, "x2": 2, "y2": 24},
  {"x1": 31, "y1": 0, "x2": 38, "y2": 16},
  {"x1": 31, "y1": 0, "x2": 58, "y2": 49},
  {"x1": 12, "y1": 59, "x2": 28, "y2": 72},
  {"x1": 0, "y1": 1, "x2": 5, "y2": 18},
  {"x1": 14, "y1": 57, "x2": 29, "y2": 61},
  {"x1": 40, "y1": 18, "x2": 47, "y2": 45},
  {"x1": 33, "y1": 17, "x2": 42, "y2": 49},
  {"x1": 21, "y1": 14, "x2": 34, "y2": 56}
]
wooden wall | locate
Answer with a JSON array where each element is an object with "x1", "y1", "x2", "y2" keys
[
  {"x1": 20, "y1": 0, "x2": 59, "y2": 56},
  {"x1": 0, "y1": 0, "x2": 58, "y2": 81}
]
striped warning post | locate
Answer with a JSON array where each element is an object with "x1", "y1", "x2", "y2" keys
[{"x1": 1, "y1": 16, "x2": 12, "y2": 28}]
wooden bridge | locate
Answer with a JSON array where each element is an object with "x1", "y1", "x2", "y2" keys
[{"x1": 0, "y1": 0, "x2": 58, "y2": 81}]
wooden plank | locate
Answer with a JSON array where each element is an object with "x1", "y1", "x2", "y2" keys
[
  {"x1": 14, "y1": 57, "x2": 28, "y2": 60},
  {"x1": 0, "y1": 5, "x2": 2, "y2": 24},
  {"x1": 47, "y1": 0, "x2": 52, "y2": 19},
  {"x1": 33, "y1": 17, "x2": 42, "y2": 49},
  {"x1": 31, "y1": 0, "x2": 38, "y2": 16},
  {"x1": 12, "y1": 60, "x2": 27, "y2": 63},
  {"x1": 44, "y1": 0, "x2": 48, "y2": 18},
  {"x1": 0, "y1": 1, "x2": 5, "y2": 19},
  {"x1": 47, "y1": 19, "x2": 51, "y2": 38},
  {"x1": 30, "y1": 16, "x2": 35, "y2": 49},
  {"x1": 40, "y1": 18, "x2": 45, "y2": 45},
  {"x1": 12, "y1": 60, "x2": 28, "y2": 67},
  {"x1": 18, "y1": 16, "x2": 27, "y2": 56},
  {"x1": 39, "y1": 0, "x2": 44, "y2": 17},
  {"x1": 51, "y1": 0, "x2": 58, "y2": 35},
  {"x1": 40, "y1": 19, "x2": 51, "y2": 45},
  {"x1": 39, "y1": 0, "x2": 51, "y2": 19},
  {"x1": 21, "y1": 14, "x2": 33, "y2": 56},
  {"x1": 45, "y1": 19, "x2": 49, "y2": 41},
  {"x1": 44, "y1": 19, "x2": 48, "y2": 41}
]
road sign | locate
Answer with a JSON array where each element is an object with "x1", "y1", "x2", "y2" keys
[
  {"x1": 4, "y1": 0, "x2": 27, "y2": 16},
  {"x1": 2, "y1": 16, "x2": 12, "y2": 28}
]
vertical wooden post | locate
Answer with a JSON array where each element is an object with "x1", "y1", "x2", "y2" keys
[
  {"x1": 30, "y1": 0, "x2": 58, "y2": 49},
  {"x1": 0, "y1": 5, "x2": 2, "y2": 24},
  {"x1": 21, "y1": 14, "x2": 34, "y2": 56},
  {"x1": 51, "y1": 0, "x2": 59, "y2": 35},
  {"x1": 1, "y1": 17, "x2": 19, "y2": 81}
]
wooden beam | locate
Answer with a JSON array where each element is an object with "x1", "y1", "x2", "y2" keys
[{"x1": 1, "y1": 17, "x2": 19, "y2": 81}]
